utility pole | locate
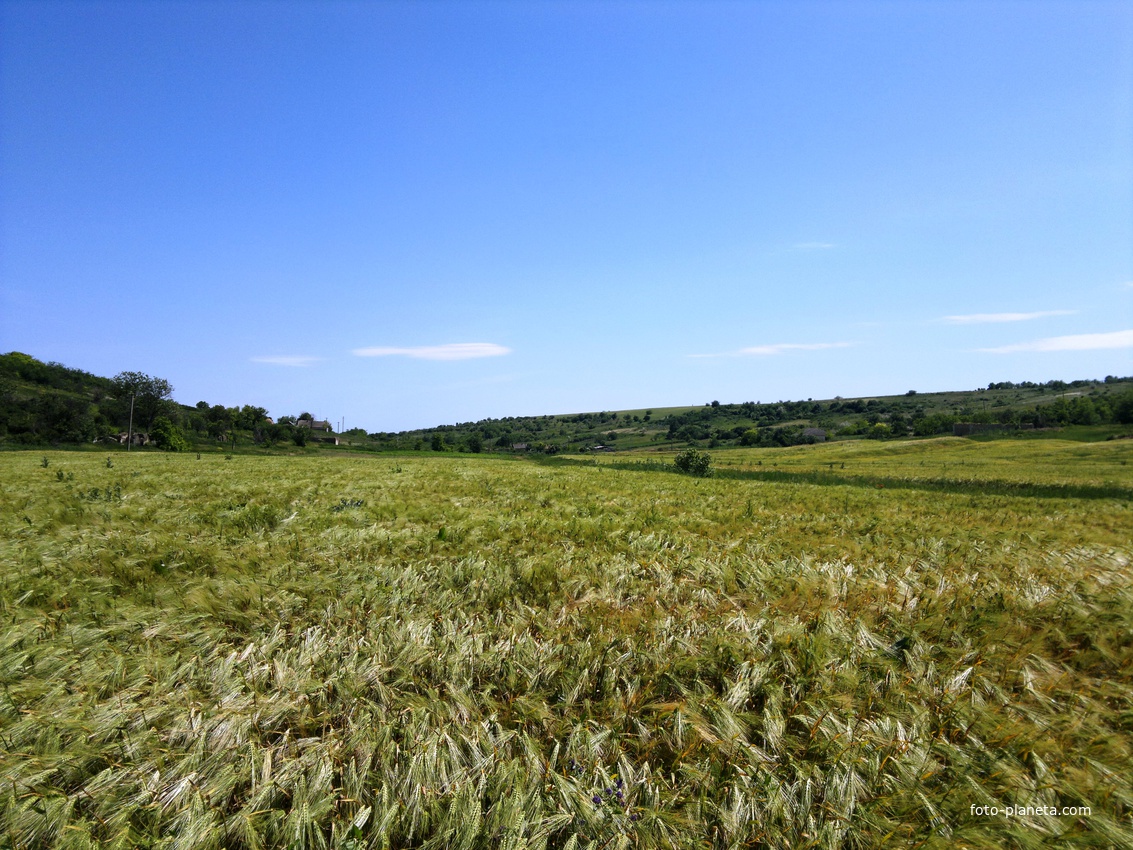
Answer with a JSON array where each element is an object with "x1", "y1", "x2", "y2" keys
[{"x1": 127, "y1": 393, "x2": 135, "y2": 452}]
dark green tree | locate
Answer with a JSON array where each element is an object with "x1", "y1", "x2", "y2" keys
[
  {"x1": 1115, "y1": 392, "x2": 1133, "y2": 424},
  {"x1": 111, "y1": 371, "x2": 174, "y2": 430},
  {"x1": 150, "y1": 416, "x2": 189, "y2": 451},
  {"x1": 237, "y1": 405, "x2": 268, "y2": 430}
]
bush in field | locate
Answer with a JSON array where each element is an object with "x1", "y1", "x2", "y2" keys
[
  {"x1": 150, "y1": 416, "x2": 189, "y2": 451},
  {"x1": 673, "y1": 447, "x2": 712, "y2": 476}
]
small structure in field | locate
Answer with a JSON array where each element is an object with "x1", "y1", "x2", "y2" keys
[
  {"x1": 114, "y1": 431, "x2": 150, "y2": 446},
  {"x1": 803, "y1": 427, "x2": 827, "y2": 442}
]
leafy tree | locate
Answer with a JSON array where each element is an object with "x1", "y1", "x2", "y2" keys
[
  {"x1": 237, "y1": 405, "x2": 268, "y2": 430},
  {"x1": 1068, "y1": 397, "x2": 1100, "y2": 425},
  {"x1": 112, "y1": 371, "x2": 174, "y2": 430},
  {"x1": 150, "y1": 416, "x2": 189, "y2": 451},
  {"x1": 206, "y1": 404, "x2": 231, "y2": 424},
  {"x1": 265, "y1": 423, "x2": 289, "y2": 445},
  {"x1": 867, "y1": 422, "x2": 891, "y2": 440},
  {"x1": 1115, "y1": 392, "x2": 1133, "y2": 424},
  {"x1": 740, "y1": 429, "x2": 761, "y2": 446},
  {"x1": 25, "y1": 395, "x2": 96, "y2": 443}
]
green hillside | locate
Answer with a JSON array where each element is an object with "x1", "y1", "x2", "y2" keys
[
  {"x1": 3, "y1": 351, "x2": 1132, "y2": 452},
  {"x1": 374, "y1": 378, "x2": 1133, "y2": 454}
]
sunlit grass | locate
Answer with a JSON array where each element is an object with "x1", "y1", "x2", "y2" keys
[
  {"x1": 1, "y1": 449, "x2": 1130, "y2": 848},
  {"x1": 707, "y1": 436, "x2": 1133, "y2": 486}
]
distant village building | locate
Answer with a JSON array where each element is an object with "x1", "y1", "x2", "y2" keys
[
  {"x1": 113, "y1": 432, "x2": 149, "y2": 446},
  {"x1": 296, "y1": 418, "x2": 332, "y2": 432},
  {"x1": 511, "y1": 443, "x2": 529, "y2": 452},
  {"x1": 803, "y1": 428, "x2": 827, "y2": 442}
]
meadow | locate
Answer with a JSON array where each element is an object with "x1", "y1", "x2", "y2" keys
[{"x1": 1, "y1": 441, "x2": 1131, "y2": 849}]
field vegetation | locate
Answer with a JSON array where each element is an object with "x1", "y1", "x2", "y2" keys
[{"x1": 2, "y1": 441, "x2": 1130, "y2": 848}]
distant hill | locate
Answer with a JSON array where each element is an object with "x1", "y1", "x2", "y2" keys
[
  {"x1": 0, "y1": 353, "x2": 263, "y2": 448},
  {"x1": 0, "y1": 352, "x2": 121, "y2": 444},
  {"x1": 3, "y1": 350, "x2": 1132, "y2": 450},
  {"x1": 371, "y1": 377, "x2": 1133, "y2": 454}
]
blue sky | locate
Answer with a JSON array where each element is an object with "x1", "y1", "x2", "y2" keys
[{"x1": 2, "y1": 1, "x2": 1131, "y2": 432}]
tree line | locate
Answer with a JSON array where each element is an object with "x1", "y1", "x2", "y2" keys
[{"x1": 5, "y1": 351, "x2": 1133, "y2": 450}]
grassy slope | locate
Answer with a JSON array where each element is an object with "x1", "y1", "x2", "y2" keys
[
  {"x1": 383, "y1": 380, "x2": 1133, "y2": 452},
  {"x1": 5, "y1": 350, "x2": 1132, "y2": 451},
  {"x1": 667, "y1": 437, "x2": 1133, "y2": 487},
  {"x1": 1, "y1": 445, "x2": 1131, "y2": 848}
]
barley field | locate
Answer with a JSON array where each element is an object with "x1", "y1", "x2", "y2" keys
[{"x1": 1, "y1": 443, "x2": 1131, "y2": 849}]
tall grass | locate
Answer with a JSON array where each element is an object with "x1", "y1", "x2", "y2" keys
[{"x1": 1, "y1": 450, "x2": 1130, "y2": 848}]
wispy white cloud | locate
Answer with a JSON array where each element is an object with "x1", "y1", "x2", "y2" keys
[
  {"x1": 251, "y1": 355, "x2": 321, "y2": 367},
  {"x1": 740, "y1": 341, "x2": 853, "y2": 355},
  {"x1": 353, "y1": 342, "x2": 511, "y2": 361},
  {"x1": 979, "y1": 329, "x2": 1133, "y2": 353},
  {"x1": 792, "y1": 241, "x2": 836, "y2": 250},
  {"x1": 942, "y1": 310, "x2": 1075, "y2": 324},
  {"x1": 1123, "y1": 281, "x2": 1133, "y2": 289},
  {"x1": 692, "y1": 342, "x2": 853, "y2": 358}
]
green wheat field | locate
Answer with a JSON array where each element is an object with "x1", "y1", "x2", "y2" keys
[{"x1": 2, "y1": 440, "x2": 1131, "y2": 849}]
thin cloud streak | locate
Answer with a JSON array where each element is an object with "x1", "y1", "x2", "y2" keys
[
  {"x1": 353, "y1": 343, "x2": 511, "y2": 361},
  {"x1": 692, "y1": 342, "x2": 853, "y2": 358},
  {"x1": 942, "y1": 310, "x2": 1075, "y2": 324},
  {"x1": 979, "y1": 329, "x2": 1133, "y2": 353},
  {"x1": 250, "y1": 355, "x2": 321, "y2": 367}
]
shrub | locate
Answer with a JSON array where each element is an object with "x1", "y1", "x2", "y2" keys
[
  {"x1": 151, "y1": 416, "x2": 189, "y2": 452},
  {"x1": 674, "y1": 448, "x2": 712, "y2": 477}
]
